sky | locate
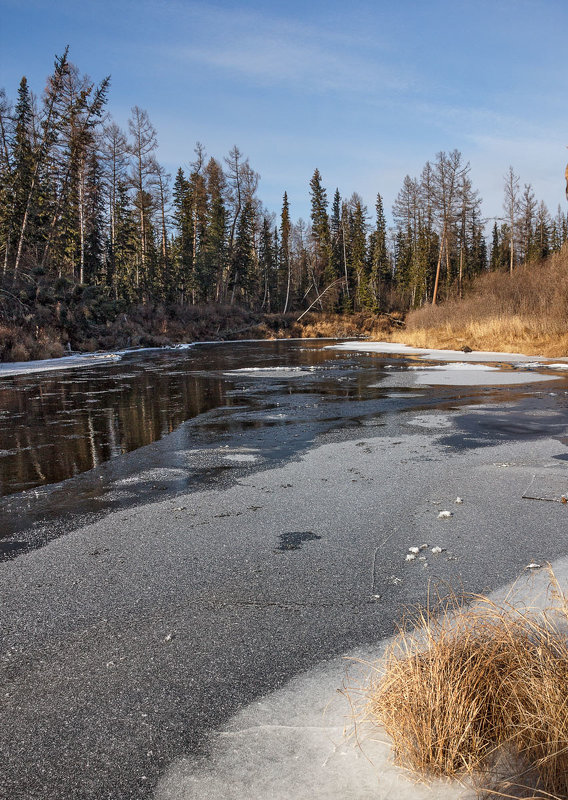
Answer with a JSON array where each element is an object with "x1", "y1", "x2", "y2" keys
[{"x1": 1, "y1": 0, "x2": 567, "y2": 228}]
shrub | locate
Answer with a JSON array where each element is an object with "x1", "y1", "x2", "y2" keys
[{"x1": 8, "y1": 342, "x2": 30, "y2": 361}]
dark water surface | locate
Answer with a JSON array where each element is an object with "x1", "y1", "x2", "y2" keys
[{"x1": 1, "y1": 339, "x2": 567, "y2": 554}]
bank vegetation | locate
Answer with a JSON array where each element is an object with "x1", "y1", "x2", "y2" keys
[{"x1": 395, "y1": 243, "x2": 568, "y2": 357}]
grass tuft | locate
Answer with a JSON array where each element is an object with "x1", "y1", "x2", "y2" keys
[{"x1": 366, "y1": 571, "x2": 568, "y2": 798}]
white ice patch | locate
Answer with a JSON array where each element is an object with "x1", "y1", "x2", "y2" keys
[
  {"x1": 406, "y1": 414, "x2": 452, "y2": 429},
  {"x1": 223, "y1": 453, "x2": 259, "y2": 463},
  {"x1": 0, "y1": 351, "x2": 123, "y2": 378},
  {"x1": 155, "y1": 558, "x2": 568, "y2": 800},
  {"x1": 327, "y1": 341, "x2": 544, "y2": 364},
  {"x1": 412, "y1": 365, "x2": 560, "y2": 386},
  {"x1": 154, "y1": 644, "x2": 470, "y2": 800},
  {"x1": 224, "y1": 367, "x2": 307, "y2": 379}
]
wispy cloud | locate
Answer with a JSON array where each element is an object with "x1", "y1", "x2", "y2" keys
[{"x1": 146, "y1": 2, "x2": 415, "y2": 96}]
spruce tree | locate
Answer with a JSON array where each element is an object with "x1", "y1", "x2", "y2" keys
[
  {"x1": 279, "y1": 191, "x2": 291, "y2": 312},
  {"x1": 229, "y1": 199, "x2": 256, "y2": 305},
  {"x1": 309, "y1": 168, "x2": 332, "y2": 308},
  {"x1": 203, "y1": 157, "x2": 226, "y2": 303},
  {"x1": 369, "y1": 192, "x2": 389, "y2": 311},
  {"x1": 172, "y1": 168, "x2": 193, "y2": 302}
]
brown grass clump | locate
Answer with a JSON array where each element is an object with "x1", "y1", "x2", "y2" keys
[
  {"x1": 395, "y1": 244, "x2": 568, "y2": 357},
  {"x1": 367, "y1": 572, "x2": 568, "y2": 798}
]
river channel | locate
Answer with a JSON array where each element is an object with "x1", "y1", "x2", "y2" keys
[{"x1": 2, "y1": 338, "x2": 568, "y2": 556}]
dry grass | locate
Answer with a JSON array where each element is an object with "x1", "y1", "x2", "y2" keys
[
  {"x1": 393, "y1": 245, "x2": 568, "y2": 357},
  {"x1": 366, "y1": 572, "x2": 568, "y2": 798},
  {"x1": 278, "y1": 312, "x2": 394, "y2": 340}
]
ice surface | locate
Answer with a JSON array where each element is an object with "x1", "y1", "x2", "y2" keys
[
  {"x1": 0, "y1": 352, "x2": 123, "y2": 377},
  {"x1": 372, "y1": 362, "x2": 561, "y2": 387},
  {"x1": 412, "y1": 366, "x2": 561, "y2": 386},
  {"x1": 223, "y1": 453, "x2": 259, "y2": 462},
  {"x1": 154, "y1": 642, "x2": 472, "y2": 800},
  {"x1": 155, "y1": 558, "x2": 568, "y2": 800},
  {"x1": 328, "y1": 341, "x2": 544, "y2": 363},
  {"x1": 224, "y1": 367, "x2": 307, "y2": 379},
  {"x1": 406, "y1": 414, "x2": 452, "y2": 428},
  {"x1": 409, "y1": 362, "x2": 499, "y2": 371}
]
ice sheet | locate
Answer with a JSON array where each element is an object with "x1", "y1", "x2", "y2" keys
[
  {"x1": 411, "y1": 366, "x2": 561, "y2": 386},
  {"x1": 155, "y1": 559, "x2": 568, "y2": 800},
  {"x1": 0, "y1": 352, "x2": 123, "y2": 377},
  {"x1": 328, "y1": 341, "x2": 545, "y2": 363},
  {"x1": 224, "y1": 366, "x2": 309, "y2": 379},
  {"x1": 371, "y1": 361, "x2": 561, "y2": 387}
]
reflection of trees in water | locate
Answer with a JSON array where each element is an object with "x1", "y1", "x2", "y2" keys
[{"x1": 0, "y1": 369, "x2": 227, "y2": 496}]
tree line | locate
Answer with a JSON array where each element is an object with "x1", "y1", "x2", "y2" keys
[{"x1": 1, "y1": 50, "x2": 567, "y2": 318}]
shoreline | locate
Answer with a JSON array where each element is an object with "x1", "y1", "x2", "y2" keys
[
  {"x1": 0, "y1": 337, "x2": 340, "y2": 378},
  {"x1": 3, "y1": 337, "x2": 568, "y2": 379}
]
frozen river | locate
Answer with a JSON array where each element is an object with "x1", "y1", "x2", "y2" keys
[
  {"x1": 2, "y1": 338, "x2": 567, "y2": 555},
  {"x1": 2, "y1": 339, "x2": 568, "y2": 799}
]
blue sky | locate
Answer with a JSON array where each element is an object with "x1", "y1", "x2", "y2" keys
[{"x1": 1, "y1": 0, "x2": 567, "y2": 227}]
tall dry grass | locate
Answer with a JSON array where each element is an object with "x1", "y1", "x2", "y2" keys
[
  {"x1": 366, "y1": 572, "x2": 568, "y2": 798},
  {"x1": 395, "y1": 246, "x2": 568, "y2": 357}
]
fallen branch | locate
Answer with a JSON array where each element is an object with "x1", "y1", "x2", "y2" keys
[
  {"x1": 384, "y1": 312, "x2": 405, "y2": 327},
  {"x1": 296, "y1": 279, "x2": 346, "y2": 322}
]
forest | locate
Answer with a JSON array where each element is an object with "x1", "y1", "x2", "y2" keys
[{"x1": 1, "y1": 50, "x2": 568, "y2": 357}]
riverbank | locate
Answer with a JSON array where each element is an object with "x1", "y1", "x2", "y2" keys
[
  {"x1": 0, "y1": 283, "x2": 396, "y2": 363},
  {"x1": 387, "y1": 314, "x2": 568, "y2": 358},
  {"x1": 387, "y1": 246, "x2": 568, "y2": 358}
]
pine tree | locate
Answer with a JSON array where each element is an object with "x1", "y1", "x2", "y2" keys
[
  {"x1": 128, "y1": 106, "x2": 158, "y2": 290},
  {"x1": 111, "y1": 180, "x2": 138, "y2": 301},
  {"x1": 503, "y1": 166, "x2": 520, "y2": 274},
  {"x1": 348, "y1": 194, "x2": 368, "y2": 311},
  {"x1": 83, "y1": 149, "x2": 105, "y2": 284},
  {"x1": 369, "y1": 193, "x2": 389, "y2": 311},
  {"x1": 230, "y1": 199, "x2": 256, "y2": 305},
  {"x1": 203, "y1": 157, "x2": 226, "y2": 303},
  {"x1": 279, "y1": 191, "x2": 291, "y2": 312},
  {"x1": 10, "y1": 77, "x2": 36, "y2": 272},
  {"x1": 534, "y1": 201, "x2": 550, "y2": 261},
  {"x1": 519, "y1": 182, "x2": 537, "y2": 263},
  {"x1": 259, "y1": 217, "x2": 275, "y2": 310},
  {"x1": 308, "y1": 168, "x2": 332, "y2": 309},
  {"x1": 171, "y1": 167, "x2": 193, "y2": 302},
  {"x1": 101, "y1": 122, "x2": 128, "y2": 276},
  {"x1": 0, "y1": 89, "x2": 13, "y2": 275}
]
